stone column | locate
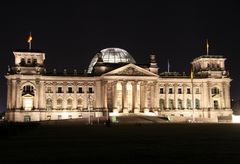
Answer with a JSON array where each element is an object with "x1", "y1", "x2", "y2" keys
[
  {"x1": 207, "y1": 82, "x2": 212, "y2": 110},
  {"x1": 154, "y1": 82, "x2": 160, "y2": 112},
  {"x1": 223, "y1": 82, "x2": 231, "y2": 109},
  {"x1": 174, "y1": 83, "x2": 178, "y2": 110},
  {"x1": 73, "y1": 82, "x2": 77, "y2": 110},
  {"x1": 7, "y1": 80, "x2": 11, "y2": 109},
  {"x1": 112, "y1": 82, "x2": 118, "y2": 113},
  {"x1": 53, "y1": 82, "x2": 57, "y2": 110},
  {"x1": 11, "y1": 80, "x2": 16, "y2": 109},
  {"x1": 35, "y1": 80, "x2": 40, "y2": 109},
  {"x1": 144, "y1": 82, "x2": 149, "y2": 113},
  {"x1": 16, "y1": 79, "x2": 21, "y2": 109},
  {"x1": 182, "y1": 84, "x2": 186, "y2": 110},
  {"x1": 103, "y1": 81, "x2": 108, "y2": 110},
  {"x1": 95, "y1": 81, "x2": 102, "y2": 109},
  {"x1": 220, "y1": 82, "x2": 225, "y2": 109},
  {"x1": 132, "y1": 81, "x2": 139, "y2": 113},
  {"x1": 40, "y1": 81, "x2": 45, "y2": 110},
  {"x1": 84, "y1": 83, "x2": 88, "y2": 109},
  {"x1": 63, "y1": 82, "x2": 67, "y2": 110},
  {"x1": 165, "y1": 83, "x2": 168, "y2": 109},
  {"x1": 201, "y1": 82, "x2": 209, "y2": 118},
  {"x1": 140, "y1": 81, "x2": 144, "y2": 112},
  {"x1": 122, "y1": 81, "x2": 128, "y2": 113},
  {"x1": 150, "y1": 82, "x2": 155, "y2": 112}
]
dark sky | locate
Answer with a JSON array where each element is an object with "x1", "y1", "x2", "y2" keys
[{"x1": 0, "y1": 0, "x2": 240, "y2": 112}]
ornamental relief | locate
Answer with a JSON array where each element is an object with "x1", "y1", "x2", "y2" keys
[{"x1": 110, "y1": 67, "x2": 151, "y2": 76}]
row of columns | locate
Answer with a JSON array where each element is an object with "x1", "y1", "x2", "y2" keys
[{"x1": 104, "y1": 81, "x2": 158, "y2": 113}]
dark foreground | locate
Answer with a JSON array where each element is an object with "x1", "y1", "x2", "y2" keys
[{"x1": 1, "y1": 120, "x2": 240, "y2": 164}]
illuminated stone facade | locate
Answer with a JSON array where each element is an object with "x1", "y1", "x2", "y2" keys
[{"x1": 5, "y1": 48, "x2": 232, "y2": 122}]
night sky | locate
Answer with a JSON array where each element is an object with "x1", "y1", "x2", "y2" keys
[{"x1": 0, "y1": 0, "x2": 239, "y2": 112}]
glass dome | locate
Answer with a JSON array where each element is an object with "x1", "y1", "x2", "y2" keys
[{"x1": 88, "y1": 48, "x2": 136, "y2": 73}]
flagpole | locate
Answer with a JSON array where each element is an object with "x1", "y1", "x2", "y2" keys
[
  {"x1": 206, "y1": 39, "x2": 209, "y2": 56},
  {"x1": 167, "y1": 60, "x2": 170, "y2": 73},
  {"x1": 29, "y1": 41, "x2": 31, "y2": 50},
  {"x1": 28, "y1": 32, "x2": 32, "y2": 50}
]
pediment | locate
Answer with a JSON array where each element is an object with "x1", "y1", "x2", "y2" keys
[
  {"x1": 102, "y1": 64, "x2": 158, "y2": 77},
  {"x1": 22, "y1": 93, "x2": 34, "y2": 97}
]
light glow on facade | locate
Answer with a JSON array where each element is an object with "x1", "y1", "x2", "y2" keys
[
  {"x1": 232, "y1": 115, "x2": 240, "y2": 123},
  {"x1": 23, "y1": 96, "x2": 33, "y2": 111},
  {"x1": 5, "y1": 49, "x2": 232, "y2": 122}
]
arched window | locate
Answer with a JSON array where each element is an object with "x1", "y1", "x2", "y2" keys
[
  {"x1": 46, "y1": 98, "x2": 53, "y2": 110},
  {"x1": 67, "y1": 99, "x2": 73, "y2": 110},
  {"x1": 211, "y1": 87, "x2": 220, "y2": 95},
  {"x1": 159, "y1": 99, "x2": 165, "y2": 110},
  {"x1": 27, "y1": 58, "x2": 31, "y2": 64},
  {"x1": 22, "y1": 85, "x2": 34, "y2": 95},
  {"x1": 195, "y1": 99, "x2": 200, "y2": 109},
  {"x1": 178, "y1": 99, "x2": 183, "y2": 109},
  {"x1": 77, "y1": 98, "x2": 83, "y2": 110},
  {"x1": 57, "y1": 98, "x2": 63, "y2": 109},
  {"x1": 169, "y1": 99, "x2": 174, "y2": 110},
  {"x1": 20, "y1": 58, "x2": 26, "y2": 65}
]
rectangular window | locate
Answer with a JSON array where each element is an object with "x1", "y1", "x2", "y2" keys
[
  {"x1": 27, "y1": 58, "x2": 31, "y2": 64},
  {"x1": 187, "y1": 88, "x2": 191, "y2": 94},
  {"x1": 78, "y1": 87, "x2": 83, "y2": 93},
  {"x1": 68, "y1": 115, "x2": 72, "y2": 119},
  {"x1": 160, "y1": 88, "x2": 164, "y2": 94},
  {"x1": 169, "y1": 88, "x2": 173, "y2": 94},
  {"x1": 214, "y1": 100, "x2": 219, "y2": 109},
  {"x1": 33, "y1": 58, "x2": 37, "y2": 64},
  {"x1": 68, "y1": 87, "x2": 73, "y2": 93},
  {"x1": 195, "y1": 99, "x2": 200, "y2": 109},
  {"x1": 47, "y1": 115, "x2": 51, "y2": 120},
  {"x1": 21, "y1": 58, "x2": 25, "y2": 64},
  {"x1": 178, "y1": 88, "x2": 182, "y2": 94},
  {"x1": 196, "y1": 88, "x2": 200, "y2": 94},
  {"x1": 58, "y1": 115, "x2": 62, "y2": 120},
  {"x1": 46, "y1": 87, "x2": 52, "y2": 93},
  {"x1": 187, "y1": 99, "x2": 191, "y2": 109},
  {"x1": 88, "y1": 87, "x2": 94, "y2": 93},
  {"x1": 24, "y1": 115, "x2": 31, "y2": 122},
  {"x1": 57, "y1": 87, "x2": 62, "y2": 93}
]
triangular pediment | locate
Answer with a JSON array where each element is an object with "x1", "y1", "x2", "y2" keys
[
  {"x1": 102, "y1": 64, "x2": 158, "y2": 77},
  {"x1": 22, "y1": 93, "x2": 34, "y2": 97}
]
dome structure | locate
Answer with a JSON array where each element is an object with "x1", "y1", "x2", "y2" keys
[{"x1": 88, "y1": 48, "x2": 136, "y2": 73}]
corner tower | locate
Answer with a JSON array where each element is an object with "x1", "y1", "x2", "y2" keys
[
  {"x1": 191, "y1": 55, "x2": 228, "y2": 78},
  {"x1": 6, "y1": 50, "x2": 46, "y2": 121},
  {"x1": 10, "y1": 50, "x2": 45, "y2": 75}
]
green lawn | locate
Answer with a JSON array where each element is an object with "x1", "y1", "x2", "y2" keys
[{"x1": 1, "y1": 121, "x2": 240, "y2": 163}]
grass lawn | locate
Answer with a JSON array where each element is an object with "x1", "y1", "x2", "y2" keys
[{"x1": 1, "y1": 121, "x2": 240, "y2": 163}]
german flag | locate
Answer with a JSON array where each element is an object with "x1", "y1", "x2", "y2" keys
[{"x1": 27, "y1": 33, "x2": 32, "y2": 43}]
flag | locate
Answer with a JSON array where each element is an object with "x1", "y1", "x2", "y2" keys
[
  {"x1": 167, "y1": 59, "x2": 170, "y2": 72},
  {"x1": 206, "y1": 39, "x2": 209, "y2": 55},
  {"x1": 27, "y1": 33, "x2": 32, "y2": 43}
]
